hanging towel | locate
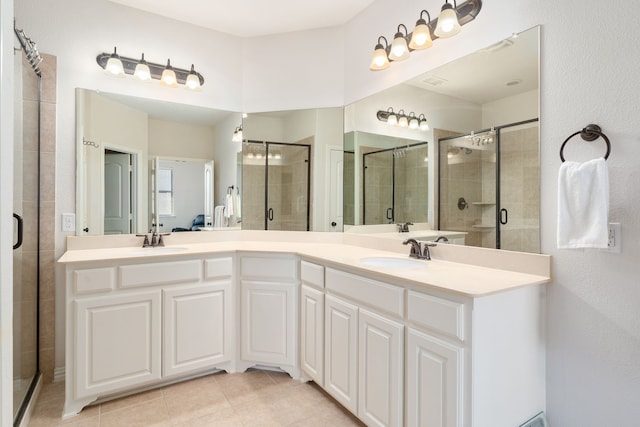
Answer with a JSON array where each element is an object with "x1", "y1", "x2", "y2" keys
[
  {"x1": 557, "y1": 157, "x2": 609, "y2": 248},
  {"x1": 214, "y1": 205, "x2": 226, "y2": 228},
  {"x1": 225, "y1": 194, "x2": 234, "y2": 218},
  {"x1": 233, "y1": 190, "x2": 241, "y2": 218}
]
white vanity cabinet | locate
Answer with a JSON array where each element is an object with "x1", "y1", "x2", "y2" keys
[
  {"x1": 63, "y1": 255, "x2": 234, "y2": 418},
  {"x1": 239, "y1": 253, "x2": 299, "y2": 376},
  {"x1": 300, "y1": 261, "x2": 325, "y2": 385},
  {"x1": 325, "y1": 268, "x2": 405, "y2": 427}
]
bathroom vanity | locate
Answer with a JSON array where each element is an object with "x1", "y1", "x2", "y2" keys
[{"x1": 59, "y1": 231, "x2": 550, "y2": 426}]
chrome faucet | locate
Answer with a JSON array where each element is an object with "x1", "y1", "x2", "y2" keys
[
  {"x1": 397, "y1": 222, "x2": 413, "y2": 233},
  {"x1": 434, "y1": 235, "x2": 449, "y2": 243},
  {"x1": 403, "y1": 238, "x2": 436, "y2": 260},
  {"x1": 136, "y1": 231, "x2": 170, "y2": 248}
]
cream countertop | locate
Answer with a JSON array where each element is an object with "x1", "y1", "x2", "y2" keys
[{"x1": 59, "y1": 231, "x2": 550, "y2": 298}]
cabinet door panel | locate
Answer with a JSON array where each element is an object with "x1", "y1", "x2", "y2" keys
[
  {"x1": 324, "y1": 294, "x2": 358, "y2": 413},
  {"x1": 163, "y1": 282, "x2": 232, "y2": 377},
  {"x1": 407, "y1": 328, "x2": 464, "y2": 427},
  {"x1": 75, "y1": 291, "x2": 161, "y2": 399},
  {"x1": 241, "y1": 281, "x2": 296, "y2": 366},
  {"x1": 358, "y1": 309, "x2": 403, "y2": 427},
  {"x1": 300, "y1": 284, "x2": 324, "y2": 385}
]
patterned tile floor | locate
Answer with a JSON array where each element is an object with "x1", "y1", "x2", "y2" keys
[{"x1": 27, "y1": 369, "x2": 365, "y2": 426}]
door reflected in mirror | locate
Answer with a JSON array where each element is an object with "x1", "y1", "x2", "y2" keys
[{"x1": 344, "y1": 26, "x2": 540, "y2": 253}]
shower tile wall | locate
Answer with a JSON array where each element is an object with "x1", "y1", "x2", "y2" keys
[
  {"x1": 363, "y1": 152, "x2": 392, "y2": 225},
  {"x1": 14, "y1": 53, "x2": 57, "y2": 387},
  {"x1": 343, "y1": 152, "x2": 355, "y2": 225},
  {"x1": 394, "y1": 145, "x2": 428, "y2": 224}
]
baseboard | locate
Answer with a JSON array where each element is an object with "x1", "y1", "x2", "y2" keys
[{"x1": 54, "y1": 366, "x2": 65, "y2": 383}]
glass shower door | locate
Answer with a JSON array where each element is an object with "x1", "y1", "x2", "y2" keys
[
  {"x1": 13, "y1": 41, "x2": 41, "y2": 423},
  {"x1": 363, "y1": 150, "x2": 393, "y2": 224},
  {"x1": 265, "y1": 143, "x2": 310, "y2": 231}
]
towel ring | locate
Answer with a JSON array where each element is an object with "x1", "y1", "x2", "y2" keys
[{"x1": 559, "y1": 124, "x2": 611, "y2": 162}]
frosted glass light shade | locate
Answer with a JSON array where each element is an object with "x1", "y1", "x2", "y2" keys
[
  {"x1": 398, "y1": 115, "x2": 409, "y2": 127},
  {"x1": 435, "y1": 3, "x2": 461, "y2": 38},
  {"x1": 134, "y1": 62, "x2": 151, "y2": 81},
  {"x1": 387, "y1": 113, "x2": 398, "y2": 126},
  {"x1": 105, "y1": 57, "x2": 124, "y2": 76},
  {"x1": 389, "y1": 34, "x2": 410, "y2": 61},
  {"x1": 409, "y1": 22, "x2": 433, "y2": 50},
  {"x1": 419, "y1": 119, "x2": 429, "y2": 131},
  {"x1": 161, "y1": 60, "x2": 178, "y2": 87},
  {"x1": 185, "y1": 64, "x2": 201, "y2": 90},
  {"x1": 370, "y1": 45, "x2": 390, "y2": 71}
]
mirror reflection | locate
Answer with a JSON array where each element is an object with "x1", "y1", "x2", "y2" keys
[
  {"x1": 344, "y1": 26, "x2": 540, "y2": 253},
  {"x1": 76, "y1": 88, "x2": 241, "y2": 235},
  {"x1": 242, "y1": 108, "x2": 344, "y2": 232}
]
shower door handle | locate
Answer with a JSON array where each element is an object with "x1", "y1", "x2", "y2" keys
[
  {"x1": 386, "y1": 208, "x2": 394, "y2": 222},
  {"x1": 267, "y1": 208, "x2": 274, "y2": 221},
  {"x1": 13, "y1": 213, "x2": 24, "y2": 250},
  {"x1": 500, "y1": 208, "x2": 508, "y2": 225}
]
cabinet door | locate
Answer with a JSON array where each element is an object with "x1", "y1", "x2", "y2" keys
[
  {"x1": 358, "y1": 309, "x2": 404, "y2": 427},
  {"x1": 75, "y1": 290, "x2": 161, "y2": 399},
  {"x1": 324, "y1": 294, "x2": 358, "y2": 413},
  {"x1": 163, "y1": 281, "x2": 233, "y2": 377},
  {"x1": 241, "y1": 280, "x2": 297, "y2": 366},
  {"x1": 300, "y1": 284, "x2": 324, "y2": 385},
  {"x1": 406, "y1": 328, "x2": 464, "y2": 427}
]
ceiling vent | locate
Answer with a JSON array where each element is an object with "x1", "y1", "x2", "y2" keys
[
  {"x1": 482, "y1": 38, "x2": 515, "y2": 53},
  {"x1": 422, "y1": 75, "x2": 448, "y2": 86}
]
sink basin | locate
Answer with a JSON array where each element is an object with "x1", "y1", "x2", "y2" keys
[
  {"x1": 359, "y1": 256, "x2": 425, "y2": 269},
  {"x1": 130, "y1": 247, "x2": 188, "y2": 255}
]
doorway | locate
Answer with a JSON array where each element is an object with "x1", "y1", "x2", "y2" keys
[{"x1": 104, "y1": 149, "x2": 134, "y2": 234}]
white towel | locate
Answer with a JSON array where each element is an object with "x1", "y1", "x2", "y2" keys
[
  {"x1": 557, "y1": 157, "x2": 609, "y2": 248},
  {"x1": 233, "y1": 191, "x2": 241, "y2": 218},
  {"x1": 224, "y1": 194, "x2": 234, "y2": 218},
  {"x1": 214, "y1": 205, "x2": 226, "y2": 228}
]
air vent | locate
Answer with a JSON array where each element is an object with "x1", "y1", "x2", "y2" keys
[{"x1": 422, "y1": 75, "x2": 447, "y2": 86}]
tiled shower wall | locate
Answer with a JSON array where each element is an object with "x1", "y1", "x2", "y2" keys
[{"x1": 20, "y1": 53, "x2": 57, "y2": 384}]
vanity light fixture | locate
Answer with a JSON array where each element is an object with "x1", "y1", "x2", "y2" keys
[
  {"x1": 369, "y1": 0, "x2": 482, "y2": 71},
  {"x1": 409, "y1": 10, "x2": 433, "y2": 50},
  {"x1": 389, "y1": 25, "x2": 410, "y2": 61},
  {"x1": 377, "y1": 109, "x2": 429, "y2": 132},
  {"x1": 434, "y1": 1, "x2": 462, "y2": 38},
  {"x1": 96, "y1": 48, "x2": 205, "y2": 89},
  {"x1": 232, "y1": 125, "x2": 243, "y2": 142},
  {"x1": 133, "y1": 53, "x2": 151, "y2": 81}
]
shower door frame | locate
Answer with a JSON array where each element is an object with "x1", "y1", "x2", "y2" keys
[
  {"x1": 245, "y1": 140, "x2": 312, "y2": 231},
  {"x1": 437, "y1": 118, "x2": 539, "y2": 249}
]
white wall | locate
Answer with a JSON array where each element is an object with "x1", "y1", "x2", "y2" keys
[
  {"x1": 148, "y1": 119, "x2": 215, "y2": 160},
  {"x1": 482, "y1": 89, "x2": 538, "y2": 128},
  {"x1": 8, "y1": 0, "x2": 640, "y2": 424},
  {"x1": 211, "y1": 113, "x2": 243, "y2": 207}
]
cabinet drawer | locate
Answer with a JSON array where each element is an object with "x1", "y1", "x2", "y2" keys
[
  {"x1": 74, "y1": 267, "x2": 116, "y2": 295},
  {"x1": 301, "y1": 261, "x2": 324, "y2": 289},
  {"x1": 240, "y1": 255, "x2": 297, "y2": 281},
  {"x1": 120, "y1": 260, "x2": 202, "y2": 288},
  {"x1": 204, "y1": 257, "x2": 233, "y2": 280},
  {"x1": 407, "y1": 291, "x2": 465, "y2": 341},
  {"x1": 326, "y1": 268, "x2": 403, "y2": 318}
]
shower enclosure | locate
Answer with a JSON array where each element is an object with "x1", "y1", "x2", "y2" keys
[
  {"x1": 242, "y1": 141, "x2": 311, "y2": 231},
  {"x1": 438, "y1": 119, "x2": 539, "y2": 252},
  {"x1": 363, "y1": 142, "x2": 429, "y2": 225},
  {"x1": 13, "y1": 25, "x2": 42, "y2": 425}
]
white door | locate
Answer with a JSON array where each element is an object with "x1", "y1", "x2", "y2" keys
[
  {"x1": 300, "y1": 284, "x2": 324, "y2": 385},
  {"x1": 328, "y1": 148, "x2": 343, "y2": 231},
  {"x1": 74, "y1": 291, "x2": 162, "y2": 399},
  {"x1": 358, "y1": 309, "x2": 404, "y2": 427},
  {"x1": 324, "y1": 294, "x2": 358, "y2": 413},
  {"x1": 240, "y1": 281, "x2": 296, "y2": 367},
  {"x1": 163, "y1": 282, "x2": 232, "y2": 377},
  {"x1": 204, "y1": 160, "x2": 214, "y2": 227},
  {"x1": 104, "y1": 152, "x2": 131, "y2": 234},
  {"x1": 406, "y1": 328, "x2": 464, "y2": 427}
]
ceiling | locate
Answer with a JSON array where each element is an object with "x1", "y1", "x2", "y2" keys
[{"x1": 108, "y1": 0, "x2": 376, "y2": 37}]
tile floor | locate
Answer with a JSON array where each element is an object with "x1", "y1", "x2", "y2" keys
[{"x1": 27, "y1": 369, "x2": 366, "y2": 426}]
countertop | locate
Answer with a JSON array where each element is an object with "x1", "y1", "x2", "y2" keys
[{"x1": 59, "y1": 234, "x2": 551, "y2": 298}]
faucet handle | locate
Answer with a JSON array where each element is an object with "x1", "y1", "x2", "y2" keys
[
  {"x1": 403, "y1": 238, "x2": 423, "y2": 258},
  {"x1": 157, "y1": 233, "x2": 170, "y2": 247},
  {"x1": 136, "y1": 234, "x2": 151, "y2": 247}
]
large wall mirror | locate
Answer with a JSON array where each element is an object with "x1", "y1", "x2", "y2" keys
[
  {"x1": 344, "y1": 26, "x2": 540, "y2": 253},
  {"x1": 75, "y1": 88, "x2": 242, "y2": 235}
]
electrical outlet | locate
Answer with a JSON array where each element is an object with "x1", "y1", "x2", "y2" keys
[
  {"x1": 608, "y1": 222, "x2": 621, "y2": 253},
  {"x1": 62, "y1": 213, "x2": 75, "y2": 232}
]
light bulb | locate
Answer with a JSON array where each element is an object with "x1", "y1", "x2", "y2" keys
[
  {"x1": 105, "y1": 47, "x2": 124, "y2": 77},
  {"x1": 161, "y1": 59, "x2": 178, "y2": 88},
  {"x1": 409, "y1": 12, "x2": 433, "y2": 50},
  {"x1": 388, "y1": 27, "x2": 410, "y2": 61},
  {"x1": 419, "y1": 120, "x2": 429, "y2": 131},
  {"x1": 387, "y1": 113, "x2": 398, "y2": 126},
  {"x1": 398, "y1": 116, "x2": 409, "y2": 127},
  {"x1": 409, "y1": 118, "x2": 419, "y2": 129},
  {"x1": 370, "y1": 39, "x2": 390, "y2": 71}
]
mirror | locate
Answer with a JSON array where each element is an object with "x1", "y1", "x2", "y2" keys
[
  {"x1": 76, "y1": 88, "x2": 242, "y2": 235},
  {"x1": 344, "y1": 26, "x2": 540, "y2": 253},
  {"x1": 242, "y1": 108, "x2": 344, "y2": 232}
]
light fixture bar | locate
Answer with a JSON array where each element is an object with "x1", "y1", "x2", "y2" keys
[{"x1": 96, "y1": 52, "x2": 205, "y2": 86}]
